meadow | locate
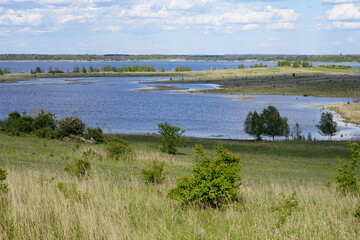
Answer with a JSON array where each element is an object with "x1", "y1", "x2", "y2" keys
[{"x1": 0, "y1": 133, "x2": 359, "y2": 239}]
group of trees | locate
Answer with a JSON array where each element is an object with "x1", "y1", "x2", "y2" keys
[
  {"x1": 174, "y1": 66, "x2": 191, "y2": 72},
  {"x1": 277, "y1": 61, "x2": 312, "y2": 68},
  {"x1": 244, "y1": 106, "x2": 339, "y2": 140},
  {"x1": 0, "y1": 68, "x2": 11, "y2": 75},
  {"x1": 0, "y1": 111, "x2": 104, "y2": 143},
  {"x1": 244, "y1": 106, "x2": 289, "y2": 140}
]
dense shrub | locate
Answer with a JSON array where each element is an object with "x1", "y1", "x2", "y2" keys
[
  {"x1": 32, "y1": 110, "x2": 56, "y2": 130},
  {"x1": 169, "y1": 144, "x2": 242, "y2": 208},
  {"x1": 106, "y1": 139, "x2": 132, "y2": 160},
  {"x1": 84, "y1": 127, "x2": 104, "y2": 143},
  {"x1": 158, "y1": 123, "x2": 185, "y2": 154},
  {"x1": 141, "y1": 162, "x2": 166, "y2": 184},
  {"x1": 58, "y1": 117, "x2": 86, "y2": 136}
]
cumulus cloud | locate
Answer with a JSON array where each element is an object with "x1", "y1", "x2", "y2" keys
[
  {"x1": 0, "y1": 0, "x2": 301, "y2": 36},
  {"x1": 325, "y1": 3, "x2": 360, "y2": 20}
]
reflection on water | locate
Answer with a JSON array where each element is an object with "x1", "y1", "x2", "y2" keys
[{"x1": 0, "y1": 77, "x2": 359, "y2": 140}]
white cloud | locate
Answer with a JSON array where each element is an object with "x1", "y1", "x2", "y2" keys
[
  {"x1": 346, "y1": 36, "x2": 355, "y2": 41},
  {"x1": 325, "y1": 3, "x2": 360, "y2": 20},
  {"x1": 269, "y1": 36, "x2": 280, "y2": 41},
  {"x1": 105, "y1": 25, "x2": 122, "y2": 32},
  {"x1": 0, "y1": 9, "x2": 42, "y2": 25},
  {"x1": 322, "y1": 0, "x2": 360, "y2": 3},
  {"x1": 332, "y1": 21, "x2": 360, "y2": 28},
  {"x1": 266, "y1": 22, "x2": 296, "y2": 30}
]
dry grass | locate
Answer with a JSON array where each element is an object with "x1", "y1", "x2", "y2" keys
[
  {"x1": 329, "y1": 103, "x2": 360, "y2": 125},
  {"x1": 0, "y1": 134, "x2": 359, "y2": 239}
]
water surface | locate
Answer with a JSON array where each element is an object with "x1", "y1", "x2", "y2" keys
[{"x1": 0, "y1": 77, "x2": 358, "y2": 140}]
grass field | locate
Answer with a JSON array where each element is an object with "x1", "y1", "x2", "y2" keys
[
  {"x1": 329, "y1": 103, "x2": 360, "y2": 125},
  {"x1": 0, "y1": 133, "x2": 359, "y2": 239}
]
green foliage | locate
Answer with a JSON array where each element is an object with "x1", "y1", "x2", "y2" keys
[
  {"x1": 244, "y1": 111, "x2": 263, "y2": 140},
  {"x1": 33, "y1": 110, "x2": 56, "y2": 131},
  {"x1": 238, "y1": 64, "x2": 245, "y2": 69},
  {"x1": 271, "y1": 192, "x2": 299, "y2": 229},
  {"x1": 57, "y1": 182, "x2": 88, "y2": 202},
  {"x1": 106, "y1": 139, "x2": 132, "y2": 160},
  {"x1": 84, "y1": 127, "x2": 104, "y2": 143},
  {"x1": 334, "y1": 142, "x2": 359, "y2": 195},
  {"x1": 64, "y1": 159, "x2": 92, "y2": 179},
  {"x1": 58, "y1": 117, "x2": 86, "y2": 136},
  {"x1": 261, "y1": 106, "x2": 289, "y2": 140},
  {"x1": 291, "y1": 122, "x2": 303, "y2": 140},
  {"x1": 157, "y1": 123, "x2": 185, "y2": 155},
  {"x1": 0, "y1": 168, "x2": 8, "y2": 182},
  {"x1": 168, "y1": 145, "x2": 242, "y2": 208},
  {"x1": 316, "y1": 112, "x2": 338, "y2": 139},
  {"x1": 1, "y1": 111, "x2": 34, "y2": 134},
  {"x1": 250, "y1": 63, "x2": 267, "y2": 68},
  {"x1": 174, "y1": 66, "x2": 191, "y2": 72},
  {"x1": 141, "y1": 162, "x2": 166, "y2": 184},
  {"x1": 355, "y1": 203, "x2": 360, "y2": 219}
]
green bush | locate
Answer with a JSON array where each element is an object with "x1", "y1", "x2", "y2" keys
[
  {"x1": 84, "y1": 127, "x2": 104, "y2": 143},
  {"x1": 271, "y1": 192, "x2": 299, "y2": 229},
  {"x1": 0, "y1": 168, "x2": 9, "y2": 195},
  {"x1": 58, "y1": 117, "x2": 86, "y2": 136},
  {"x1": 334, "y1": 142, "x2": 359, "y2": 195},
  {"x1": 169, "y1": 144, "x2": 242, "y2": 208},
  {"x1": 32, "y1": 110, "x2": 56, "y2": 131},
  {"x1": 141, "y1": 162, "x2": 166, "y2": 184},
  {"x1": 57, "y1": 182, "x2": 88, "y2": 202},
  {"x1": 34, "y1": 128, "x2": 56, "y2": 139},
  {"x1": 106, "y1": 139, "x2": 132, "y2": 160},
  {"x1": 64, "y1": 159, "x2": 92, "y2": 179},
  {"x1": 158, "y1": 122, "x2": 185, "y2": 155}
]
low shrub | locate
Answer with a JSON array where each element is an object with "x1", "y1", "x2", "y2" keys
[
  {"x1": 64, "y1": 159, "x2": 92, "y2": 179},
  {"x1": 141, "y1": 162, "x2": 166, "y2": 184},
  {"x1": 84, "y1": 127, "x2": 104, "y2": 143},
  {"x1": 169, "y1": 144, "x2": 242, "y2": 208},
  {"x1": 57, "y1": 182, "x2": 88, "y2": 202},
  {"x1": 106, "y1": 139, "x2": 132, "y2": 160},
  {"x1": 270, "y1": 192, "x2": 299, "y2": 229}
]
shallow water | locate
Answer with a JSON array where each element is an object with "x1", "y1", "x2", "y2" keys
[{"x1": 0, "y1": 77, "x2": 358, "y2": 140}]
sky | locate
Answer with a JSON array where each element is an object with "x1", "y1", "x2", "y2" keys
[{"x1": 0, "y1": 0, "x2": 359, "y2": 55}]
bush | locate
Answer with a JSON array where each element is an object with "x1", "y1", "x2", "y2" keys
[
  {"x1": 141, "y1": 162, "x2": 166, "y2": 184},
  {"x1": 271, "y1": 192, "x2": 299, "y2": 229},
  {"x1": 158, "y1": 123, "x2": 185, "y2": 154},
  {"x1": 169, "y1": 144, "x2": 242, "y2": 208},
  {"x1": 64, "y1": 159, "x2": 92, "y2": 179},
  {"x1": 34, "y1": 128, "x2": 56, "y2": 139},
  {"x1": 106, "y1": 139, "x2": 132, "y2": 160},
  {"x1": 84, "y1": 127, "x2": 104, "y2": 143},
  {"x1": 334, "y1": 142, "x2": 359, "y2": 194},
  {"x1": 32, "y1": 110, "x2": 56, "y2": 131},
  {"x1": 58, "y1": 117, "x2": 86, "y2": 136},
  {"x1": 57, "y1": 182, "x2": 88, "y2": 202},
  {"x1": 0, "y1": 168, "x2": 9, "y2": 195}
]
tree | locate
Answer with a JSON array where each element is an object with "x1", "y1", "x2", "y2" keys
[
  {"x1": 261, "y1": 106, "x2": 289, "y2": 140},
  {"x1": 291, "y1": 122, "x2": 303, "y2": 140},
  {"x1": 316, "y1": 112, "x2": 338, "y2": 139},
  {"x1": 244, "y1": 111, "x2": 263, "y2": 140},
  {"x1": 157, "y1": 123, "x2": 185, "y2": 154}
]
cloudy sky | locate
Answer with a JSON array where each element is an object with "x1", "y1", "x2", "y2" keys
[{"x1": 0, "y1": 0, "x2": 359, "y2": 54}]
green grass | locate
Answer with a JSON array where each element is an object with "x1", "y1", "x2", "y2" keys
[{"x1": 0, "y1": 133, "x2": 359, "y2": 239}]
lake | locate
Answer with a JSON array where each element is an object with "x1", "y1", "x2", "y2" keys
[
  {"x1": 0, "y1": 76, "x2": 359, "y2": 140},
  {"x1": 1, "y1": 61, "x2": 360, "y2": 73}
]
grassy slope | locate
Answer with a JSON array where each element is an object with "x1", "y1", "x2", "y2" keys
[{"x1": 0, "y1": 133, "x2": 359, "y2": 239}]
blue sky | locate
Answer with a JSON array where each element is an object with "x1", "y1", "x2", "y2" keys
[{"x1": 0, "y1": 0, "x2": 359, "y2": 54}]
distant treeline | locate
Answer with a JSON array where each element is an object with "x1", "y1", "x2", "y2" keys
[{"x1": 0, "y1": 54, "x2": 359, "y2": 63}]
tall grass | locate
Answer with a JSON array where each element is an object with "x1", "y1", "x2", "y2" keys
[{"x1": 0, "y1": 133, "x2": 359, "y2": 239}]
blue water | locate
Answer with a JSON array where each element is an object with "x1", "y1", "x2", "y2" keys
[
  {"x1": 0, "y1": 77, "x2": 358, "y2": 140},
  {"x1": 1, "y1": 61, "x2": 360, "y2": 73}
]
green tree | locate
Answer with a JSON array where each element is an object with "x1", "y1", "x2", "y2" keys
[
  {"x1": 291, "y1": 122, "x2": 303, "y2": 140},
  {"x1": 244, "y1": 111, "x2": 263, "y2": 140},
  {"x1": 261, "y1": 106, "x2": 289, "y2": 140},
  {"x1": 32, "y1": 110, "x2": 56, "y2": 131},
  {"x1": 316, "y1": 112, "x2": 338, "y2": 139},
  {"x1": 157, "y1": 123, "x2": 185, "y2": 154},
  {"x1": 169, "y1": 144, "x2": 242, "y2": 208}
]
